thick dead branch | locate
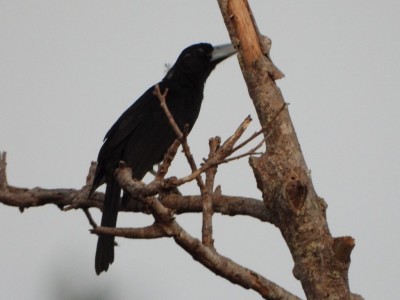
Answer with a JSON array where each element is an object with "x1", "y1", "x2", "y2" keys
[{"x1": 218, "y1": 0, "x2": 362, "y2": 299}]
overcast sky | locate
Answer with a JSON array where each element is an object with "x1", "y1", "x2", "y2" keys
[{"x1": 1, "y1": 1, "x2": 399, "y2": 299}]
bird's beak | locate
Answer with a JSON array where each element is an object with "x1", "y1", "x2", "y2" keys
[{"x1": 211, "y1": 43, "x2": 237, "y2": 63}]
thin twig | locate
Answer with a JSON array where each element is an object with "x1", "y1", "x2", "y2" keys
[
  {"x1": 153, "y1": 84, "x2": 205, "y2": 191},
  {"x1": 92, "y1": 223, "x2": 169, "y2": 239},
  {"x1": 202, "y1": 137, "x2": 220, "y2": 247},
  {"x1": 230, "y1": 103, "x2": 287, "y2": 155},
  {"x1": 153, "y1": 85, "x2": 183, "y2": 140},
  {"x1": 0, "y1": 151, "x2": 8, "y2": 191},
  {"x1": 222, "y1": 151, "x2": 263, "y2": 164},
  {"x1": 231, "y1": 128, "x2": 263, "y2": 153},
  {"x1": 83, "y1": 208, "x2": 98, "y2": 229},
  {"x1": 155, "y1": 139, "x2": 181, "y2": 180},
  {"x1": 220, "y1": 115, "x2": 252, "y2": 151}
]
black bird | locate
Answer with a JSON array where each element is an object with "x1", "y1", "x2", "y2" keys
[{"x1": 90, "y1": 42, "x2": 237, "y2": 275}]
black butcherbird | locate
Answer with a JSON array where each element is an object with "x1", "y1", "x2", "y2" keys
[{"x1": 90, "y1": 43, "x2": 237, "y2": 275}]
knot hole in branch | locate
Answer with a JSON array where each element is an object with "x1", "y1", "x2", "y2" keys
[{"x1": 283, "y1": 177, "x2": 308, "y2": 212}]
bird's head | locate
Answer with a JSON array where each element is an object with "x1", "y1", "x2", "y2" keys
[{"x1": 164, "y1": 43, "x2": 237, "y2": 84}]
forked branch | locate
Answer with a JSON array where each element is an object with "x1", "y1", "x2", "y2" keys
[{"x1": 97, "y1": 165, "x2": 301, "y2": 300}]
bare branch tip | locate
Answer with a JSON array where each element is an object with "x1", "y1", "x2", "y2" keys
[
  {"x1": 333, "y1": 236, "x2": 355, "y2": 263},
  {"x1": 0, "y1": 151, "x2": 8, "y2": 189}
]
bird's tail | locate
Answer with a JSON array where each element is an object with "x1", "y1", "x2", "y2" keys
[{"x1": 95, "y1": 179, "x2": 121, "y2": 275}]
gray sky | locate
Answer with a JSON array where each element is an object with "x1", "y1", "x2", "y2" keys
[{"x1": 1, "y1": 1, "x2": 399, "y2": 299}]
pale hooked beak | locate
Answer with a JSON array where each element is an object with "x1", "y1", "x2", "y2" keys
[{"x1": 211, "y1": 43, "x2": 237, "y2": 63}]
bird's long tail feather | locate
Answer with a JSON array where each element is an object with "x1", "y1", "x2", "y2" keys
[{"x1": 95, "y1": 180, "x2": 121, "y2": 275}]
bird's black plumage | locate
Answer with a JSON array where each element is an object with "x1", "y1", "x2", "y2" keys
[{"x1": 90, "y1": 42, "x2": 236, "y2": 275}]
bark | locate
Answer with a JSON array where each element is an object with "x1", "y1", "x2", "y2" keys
[
  {"x1": 0, "y1": 183, "x2": 271, "y2": 222},
  {"x1": 217, "y1": 1, "x2": 362, "y2": 299}
]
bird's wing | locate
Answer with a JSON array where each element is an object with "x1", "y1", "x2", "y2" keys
[
  {"x1": 91, "y1": 85, "x2": 157, "y2": 187},
  {"x1": 103, "y1": 86, "x2": 156, "y2": 145}
]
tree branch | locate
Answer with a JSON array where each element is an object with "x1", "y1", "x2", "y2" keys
[
  {"x1": 217, "y1": 0, "x2": 362, "y2": 299},
  {"x1": 0, "y1": 179, "x2": 272, "y2": 224},
  {"x1": 112, "y1": 164, "x2": 301, "y2": 300},
  {"x1": 93, "y1": 224, "x2": 169, "y2": 239},
  {"x1": 201, "y1": 137, "x2": 220, "y2": 247},
  {"x1": 0, "y1": 152, "x2": 8, "y2": 191}
]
